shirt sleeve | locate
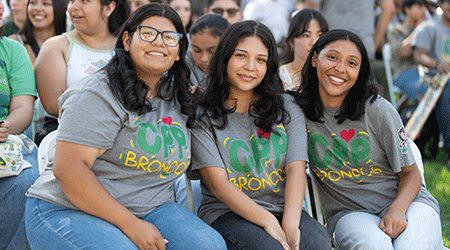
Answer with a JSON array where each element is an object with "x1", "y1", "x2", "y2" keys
[
  {"x1": 411, "y1": 21, "x2": 434, "y2": 52},
  {"x1": 284, "y1": 95, "x2": 309, "y2": 164},
  {"x1": 7, "y1": 39, "x2": 36, "y2": 97},
  {"x1": 189, "y1": 122, "x2": 227, "y2": 179},
  {"x1": 372, "y1": 98, "x2": 415, "y2": 173},
  {"x1": 57, "y1": 75, "x2": 125, "y2": 149}
]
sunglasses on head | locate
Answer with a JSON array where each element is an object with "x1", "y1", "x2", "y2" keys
[{"x1": 211, "y1": 7, "x2": 240, "y2": 17}]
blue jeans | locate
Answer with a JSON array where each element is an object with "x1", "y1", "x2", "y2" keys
[
  {"x1": 395, "y1": 69, "x2": 428, "y2": 101},
  {"x1": 333, "y1": 202, "x2": 444, "y2": 250},
  {"x1": 211, "y1": 210, "x2": 332, "y2": 250},
  {"x1": 25, "y1": 198, "x2": 226, "y2": 250},
  {"x1": 0, "y1": 148, "x2": 39, "y2": 250},
  {"x1": 397, "y1": 70, "x2": 450, "y2": 151},
  {"x1": 437, "y1": 79, "x2": 450, "y2": 151}
]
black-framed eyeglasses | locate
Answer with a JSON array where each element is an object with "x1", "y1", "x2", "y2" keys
[
  {"x1": 211, "y1": 7, "x2": 240, "y2": 17},
  {"x1": 137, "y1": 25, "x2": 183, "y2": 47}
]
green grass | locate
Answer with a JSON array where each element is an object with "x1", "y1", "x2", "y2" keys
[{"x1": 423, "y1": 149, "x2": 450, "y2": 248}]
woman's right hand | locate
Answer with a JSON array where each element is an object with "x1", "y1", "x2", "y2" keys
[
  {"x1": 0, "y1": 120, "x2": 10, "y2": 142},
  {"x1": 264, "y1": 220, "x2": 291, "y2": 250},
  {"x1": 121, "y1": 218, "x2": 168, "y2": 250}
]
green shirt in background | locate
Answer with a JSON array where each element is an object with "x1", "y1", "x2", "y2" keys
[{"x1": 0, "y1": 37, "x2": 36, "y2": 120}]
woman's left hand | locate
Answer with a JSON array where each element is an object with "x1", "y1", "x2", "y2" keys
[
  {"x1": 379, "y1": 206, "x2": 407, "y2": 239},
  {"x1": 0, "y1": 120, "x2": 11, "y2": 142},
  {"x1": 283, "y1": 225, "x2": 300, "y2": 250}
]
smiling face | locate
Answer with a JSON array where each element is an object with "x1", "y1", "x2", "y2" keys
[
  {"x1": 67, "y1": 0, "x2": 113, "y2": 34},
  {"x1": 190, "y1": 30, "x2": 220, "y2": 73},
  {"x1": 227, "y1": 35, "x2": 268, "y2": 99},
  {"x1": 28, "y1": 0, "x2": 55, "y2": 30},
  {"x1": 122, "y1": 16, "x2": 180, "y2": 85},
  {"x1": 169, "y1": 0, "x2": 191, "y2": 28},
  {"x1": 312, "y1": 39, "x2": 362, "y2": 108},
  {"x1": 291, "y1": 19, "x2": 323, "y2": 67}
]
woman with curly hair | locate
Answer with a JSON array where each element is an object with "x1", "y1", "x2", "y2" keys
[
  {"x1": 189, "y1": 20, "x2": 330, "y2": 250},
  {"x1": 25, "y1": 4, "x2": 226, "y2": 249}
]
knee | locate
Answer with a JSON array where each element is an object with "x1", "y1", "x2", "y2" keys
[
  {"x1": 334, "y1": 230, "x2": 393, "y2": 250},
  {"x1": 184, "y1": 228, "x2": 227, "y2": 250}
]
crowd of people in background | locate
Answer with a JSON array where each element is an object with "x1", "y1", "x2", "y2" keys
[{"x1": 0, "y1": 0, "x2": 448, "y2": 249}]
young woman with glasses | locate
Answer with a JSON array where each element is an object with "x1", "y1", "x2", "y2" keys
[{"x1": 25, "y1": 3, "x2": 226, "y2": 249}]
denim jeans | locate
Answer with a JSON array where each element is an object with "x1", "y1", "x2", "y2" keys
[
  {"x1": 395, "y1": 69, "x2": 428, "y2": 101},
  {"x1": 396, "y1": 71, "x2": 450, "y2": 151},
  {"x1": 211, "y1": 210, "x2": 332, "y2": 250},
  {"x1": 437, "y1": 80, "x2": 450, "y2": 151},
  {"x1": 333, "y1": 202, "x2": 444, "y2": 250},
  {"x1": 25, "y1": 198, "x2": 226, "y2": 250},
  {"x1": 0, "y1": 148, "x2": 39, "y2": 250}
]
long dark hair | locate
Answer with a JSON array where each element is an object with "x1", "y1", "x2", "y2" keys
[
  {"x1": 282, "y1": 8, "x2": 328, "y2": 64},
  {"x1": 101, "y1": 0, "x2": 130, "y2": 35},
  {"x1": 189, "y1": 13, "x2": 229, "y2": 38},
  {"x1": 197, "y1": 20, "x2": 288, "y2": 133},
  {"x1": 293, "y1": 29, "x2": 377, "y2": 124},
  {"x1": 105, "y1": 3, "x2": 195, "y2": 127},
  {"x1": 19, "y1": 0, "x2": 67, "y2": 45}
]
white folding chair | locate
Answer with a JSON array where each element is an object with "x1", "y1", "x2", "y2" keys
[{"x1": 382, "y1": 43, "x2": 408, "y2": 110}]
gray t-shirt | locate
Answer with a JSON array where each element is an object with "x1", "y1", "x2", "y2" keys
[
  {"x1": 312, "y1": 0, "x2": 384, "y2": 58},
  {"x1": 189, "y1": 94, "x2": 308, "y2": 225},
  {"x1": 412, "y1": 18, "x2": 450, "y2": 65},
  {"x1": 305, "y1": 96, "x2": 439, "y2": 235},
  {"x1": 27, "y1": 71, "x2": 192, "y2": 218}
]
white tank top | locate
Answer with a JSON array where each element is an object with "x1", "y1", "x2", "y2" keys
[{"x1": 64, "y1": 33, "x2": 114, "y2": 88}]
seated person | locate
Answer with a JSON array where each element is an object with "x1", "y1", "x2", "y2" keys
[
  {"x1": 387, "y1": 0, "x2": 428, "y2": 101},
  {"x1": 294, "y1": 29, "x2": 444, "y2": 250},
  {"x1": 24, "y1": 4, "x2": 226, "y2": 249},
  {"x1": 190, "y1": 20, "x2": 331, "y2": 250},
  {"x1": 412, "y1": 0, "x2": 450, "y2": 164},
  {"x1": 0, "y1": 1, "x2": 39, "y2": 248}
]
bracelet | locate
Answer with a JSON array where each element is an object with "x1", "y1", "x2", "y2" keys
[
  {"x1": 264, "y1": 220, "x2": 278, "y2": 228},
  {"x1": 390, "y1": 204, "x2": 406, "y2": 213}
]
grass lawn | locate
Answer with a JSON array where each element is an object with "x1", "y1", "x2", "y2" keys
[{"x1": 423, "y1": 149, "x2": 450, "y2": 248}]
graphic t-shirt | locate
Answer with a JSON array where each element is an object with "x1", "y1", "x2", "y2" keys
[
  {"x1": 412, "y1": 18, "x2": 450, "y2": 66},
  {"x1": 190, "y1": 94, "x2": 308, "y2": 225},
  {"x1": 0, "y1": 37, "x2": 36, "y2": 119},
  {"x1": 27, "y1": 71, "x2": 191, "y2": 217},
  {"x1": 305, "y1": 96, "x2": 440, "y2": 235}
]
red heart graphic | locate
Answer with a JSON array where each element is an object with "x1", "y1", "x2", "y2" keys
[
  {"x1": 162, "y1": 117, "x2": 172, "y2": 126},
  {"x1": 258, "y1": 129, "x2": 270, "y2": 139},
  {"x1": 340, "y1": 129, "x2": 355, "y2": 143}
]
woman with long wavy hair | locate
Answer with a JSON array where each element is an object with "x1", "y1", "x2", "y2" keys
[
  {"x1": 25, "y1": 4, "x2": 226, "y2": 249},
  {"x1": 9, "y1": 0, "x2": 67, "y2": 65},
  {"x1": 189, "y1": 20, "x2": 330, "y2": 250}
]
